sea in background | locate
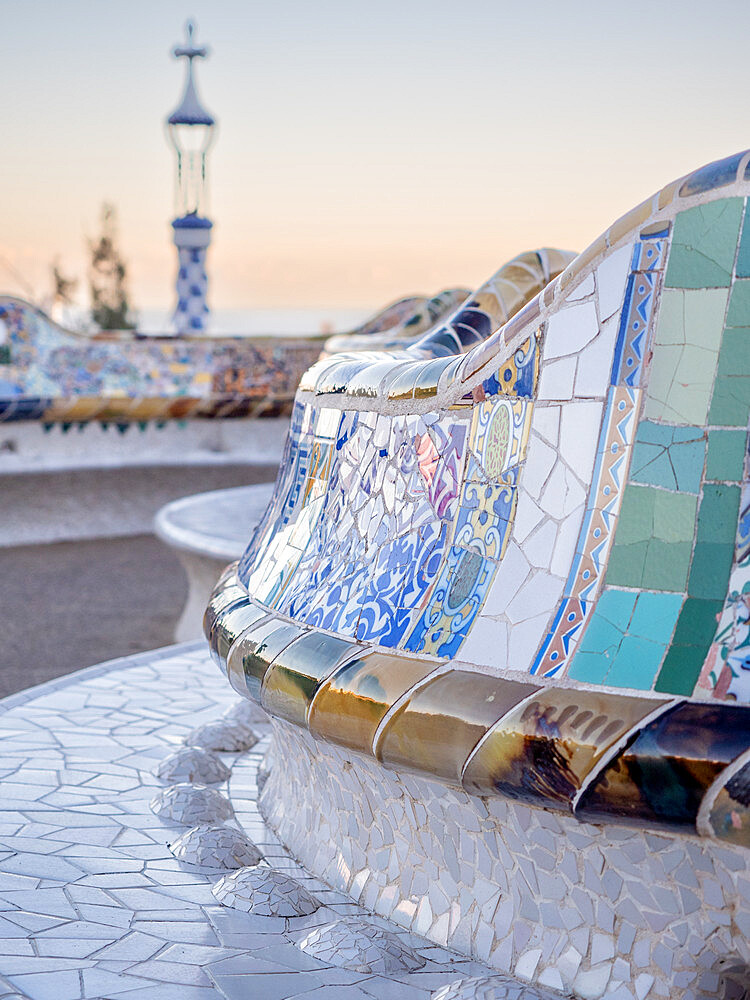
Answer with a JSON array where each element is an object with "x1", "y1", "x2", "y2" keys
[{"x1": 137, "y1": 306, "x2": 374, "y2": 337}]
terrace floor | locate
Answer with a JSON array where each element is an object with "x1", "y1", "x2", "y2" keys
[{"x1": 0, "y1": 640, "x2": 558, "y2": 1000}]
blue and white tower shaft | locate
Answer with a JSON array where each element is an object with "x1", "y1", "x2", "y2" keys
[{"x1": 166, "y1": 22, "x2": 216, "y2": 334}]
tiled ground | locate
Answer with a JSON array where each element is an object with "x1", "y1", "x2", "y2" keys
[{"x1": 0, "y1": 641, "x2": 544, "y2": 1000}]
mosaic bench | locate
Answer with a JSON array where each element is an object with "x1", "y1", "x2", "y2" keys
[
  {"x1": 204, "y1": 152, "x2": 750, "y2": 999},
  {"x1": 0, "y1": 290, "x2": 463, "y2": 425}
]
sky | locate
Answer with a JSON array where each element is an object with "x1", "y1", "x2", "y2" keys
[{"x1": 2, "y1": 0, "x2": 750, "y2": 322}]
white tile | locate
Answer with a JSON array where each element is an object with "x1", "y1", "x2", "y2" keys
[
  {"x1": 596, "y1": 243, "x2": 632, "y2": 319},
  {"x1": 481, "y1": 543, "x2": 531, "y2": 618},
  {"x1": 543, "y1": 301, "x2": 599, "y2": 360},
  {"x1": 567, "y1": 273, "x2": 595, "y2": 301},
  {"x1": 559, "y1": 401, "x2": 603, "y2": 483},
  {"x1": 522, "y1": 434, "x2": 557, "y2": 501},
  {"x1": 537, "y1": 356, "x2": 576, "y2": 401},
  {"x1": 575, "y1": 312, "x2": 619, "y2": 398}
]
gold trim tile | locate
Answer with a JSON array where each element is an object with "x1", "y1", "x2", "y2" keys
[
  {"x1": 227, "y1": 619, "x2": 306, "y2": 701},
  {"x1": 260, "y1": 631, "x2": 360, "y2": 725},
  {"x1": 377, "y1": 671, "x2": 539, "y2": 783},
  {"x1": 309, "y1": 651, "x2": 437, "y2": 754}
]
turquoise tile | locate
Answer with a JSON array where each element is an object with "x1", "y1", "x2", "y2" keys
[
  {"x1": 629, "y1": 592, "x2": 683, "y2": 645},
  {"x1": 629, "y1": 421, "x2": 705, "y2": 493},
  {"x1": 665, "y1": 198, "x2": 743, "y2": 289},
  {"x1": 567, "y1": 590, "x2": 636, "y2": 684},
  {"x1": 605, "y1": 635, "x2": 666, "y2": 690},
  {"x1": 596, "y1": 589, "x2": 639, "y2": 630},
  {"x1": 568, "y1": 651, "x2": 611, "y2": 685}
]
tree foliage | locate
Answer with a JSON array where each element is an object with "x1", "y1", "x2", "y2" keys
[{"x1": 88, "y1": 204, "x2": 136, "y2": 330}]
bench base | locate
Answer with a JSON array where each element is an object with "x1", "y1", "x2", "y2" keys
[{"x1": 261, "y1": 716, "x2": 750, "y2": 1000}]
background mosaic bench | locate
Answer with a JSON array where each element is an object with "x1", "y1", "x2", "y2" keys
[
  {"x1": 0, "y1": 290, "x2": 464, "y2": 425},
  {"x1": 205, "y1": 150, "x2": 750, "y2": 999}
]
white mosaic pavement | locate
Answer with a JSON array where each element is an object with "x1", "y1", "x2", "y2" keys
[{"x1": 0, "y1": 641, "x2": 561, "y2": 1000}]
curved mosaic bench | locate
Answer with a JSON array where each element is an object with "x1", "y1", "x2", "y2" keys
[
  {"x1": 206, "y1": 151, "x2": 750, "y2": 997},
  {"x1": 322, "y1": 286, "x2": 472, "y2": 356},
  {"x1": 0, "y1": 292, "x2": 460, "y2": 424}
]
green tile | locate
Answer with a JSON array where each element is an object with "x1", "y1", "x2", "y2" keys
[
  {"x1": 716, "y1": 328, "x2": 750, "y2": 377},
  {"x1": 697, "y1": 483, "x2": 741, "y2": 541},
  {"x1": 706, "y1": 429, "x2": 747, "y2": 481},
  {"x1": 727, "y1": 280, "x2": 750, "y2": 328},
  {"x1": 606, "y1": 486, "x2": 696, "y2": 591},
  {"x1": 665, "y1": 198, "x2": 743, "y2": 289},
  {"x1": 643, "y1": 288, "x2": 727, "y2": 424},
  {"x1": 654, "y1": 644, "x2": 708, "y2": 695},
  {"x1": 643, "y1": 539, "x2": 692, "y2": 591},
  {"x1": 671, "y1": 597, "x2": 723, "y2": 646},
  {"x1": 708, "y1": 375, "x2": 750, "y2": 426},
  {"x1": 688, "y1": 542, "x2": 736, "y2": 600},
  {"x1": 736, "y1": 205, "x2": 750, "y2": 278},
  {"x1": 653, "y1": 490, "x2": 698, "y2": 543},
  {"x1": 610, "y1": 485, "x2": 655, "y2": 545}
]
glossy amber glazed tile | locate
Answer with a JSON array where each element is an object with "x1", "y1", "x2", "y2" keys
[
  {"x1": 577, "y1": 702, "x2": 750, "y2": 830},
  {"x1": 462, "y1": 687, "x2": 667, "y2": 808},
  {"x1": 309, "y1": 651, "x2": 438, "y2": 753},
  {"x1": 228, "y1": 619, "x2": 306, "y2": 701},
  {"x1": 378, "y1": 671, "x2": 539, "y2": 783},
  {"x1": 260, "y1": 631, "x2": 360, "y2": 725}
]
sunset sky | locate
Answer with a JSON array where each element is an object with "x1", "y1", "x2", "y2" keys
[{"x1": 2, "y1": 0, "x2": 749, "y2": 322}]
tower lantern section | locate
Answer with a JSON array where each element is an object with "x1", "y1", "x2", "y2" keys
[{"x1": 166, "y1": 21, "x2": 216, "y2": 334}]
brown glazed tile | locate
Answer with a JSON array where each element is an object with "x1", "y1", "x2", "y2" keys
[
  {"x1": 208, "y1": 601, "x2": 269, "y2": 672},
  {"x1": 706, "y1": 756, "x2": 750, "y2": 847},
  {"x1": 227, "y1": 619, "x2": 306, "y2": 701},
  {"x1": 260, "y1": 631, "x2": 360, "y2": 725},
  {"x1": 576, "y1": 701, "x2": 750, "y2": 831},
  {"x1": 309, "y1": 651, "x2": 438, "y2": 754},
  {"x1": 377, "y1": 671, "x2": 539, "y2": 784},
  {"x1": 462, "y1": 687, "x2": 666, "y2": 809}
]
